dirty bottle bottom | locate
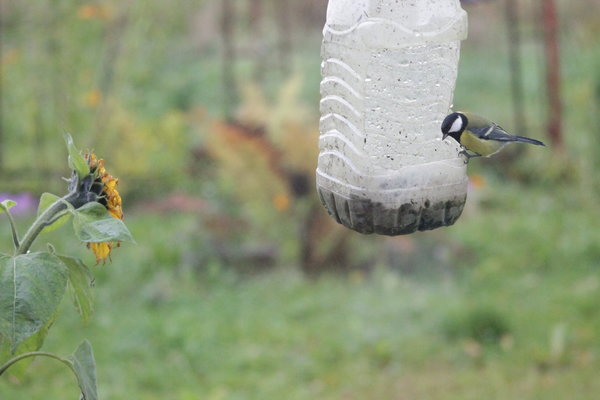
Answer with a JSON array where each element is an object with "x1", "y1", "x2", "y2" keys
[{"x1": 316, "y1": 184, "x2": 467, "y2": 236}]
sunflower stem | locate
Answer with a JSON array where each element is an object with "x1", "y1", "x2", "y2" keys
[
  {"x1": 0, "y1": 350, "x2": 87, "y2": 400},
  {"x1": 0, "y1": 351, "x2": 66, "y2": 377},
  {"x1": 15, "y1": 193, "x2": 75, "y2": 255},
  {"x1": 46, "y1": 208, "x2": 71, "y2": 227}
]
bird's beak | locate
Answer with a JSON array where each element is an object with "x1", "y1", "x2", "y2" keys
[{"x1": 442, "y1": 133, "x2": 448, "y2": 141}]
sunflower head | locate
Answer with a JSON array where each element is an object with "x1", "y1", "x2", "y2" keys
[
  {"x1": 83, "y1": 152, "x2": 124, "y2": 264},
  {"x1": 86, "y1": 153, "x2": 123, "y2": 220}
]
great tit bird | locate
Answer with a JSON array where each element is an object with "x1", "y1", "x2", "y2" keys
[{"x1": 441, "y1": 111, "x2": 545, "y2": 161}]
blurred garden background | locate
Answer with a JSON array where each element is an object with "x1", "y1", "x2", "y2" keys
[{"x1": 1, "y1": 0, "x2": 600, "y2": 398}]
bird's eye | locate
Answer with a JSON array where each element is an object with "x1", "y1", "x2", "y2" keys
[{"x1": 441, "y1": 114, "x2": 458, "y2": 133}]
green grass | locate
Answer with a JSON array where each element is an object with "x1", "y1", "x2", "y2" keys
[
  {"x1": 1, "y1": 188, "x2": 599, "y2": 400},
  {"x1": 2, "y1": 1, "x2": 600, "y2": 398}
]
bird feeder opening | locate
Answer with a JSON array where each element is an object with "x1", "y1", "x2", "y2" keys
[{"x1": 317, "y1": 0, "x2": 469, "y2": 236}]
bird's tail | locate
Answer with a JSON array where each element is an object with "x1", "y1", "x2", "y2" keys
[{"x1": 514, "y1": 136, "x2": 545, "y2": 146}]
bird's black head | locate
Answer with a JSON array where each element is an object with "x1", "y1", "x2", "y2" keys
[{"x1": 441, "y1": 112, "x2": 468, "y2": 143}]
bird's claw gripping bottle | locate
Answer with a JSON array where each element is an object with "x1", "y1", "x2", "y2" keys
[{"x1": 317, "y1": 0, "x2": 469, "y2": 235}]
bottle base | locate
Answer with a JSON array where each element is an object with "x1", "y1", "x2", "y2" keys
[{"x1": 317, "y1": 184, "x2": 467, "y2": 236}]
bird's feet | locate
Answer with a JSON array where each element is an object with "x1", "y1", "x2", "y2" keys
[{"x1": 459, "y1": 150, "x2": 481, "y2": 164}]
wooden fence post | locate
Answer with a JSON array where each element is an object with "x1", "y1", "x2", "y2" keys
[
  {"x1": 505, "y1": 0, "x2": 527, "y2": 134},
  {"x1": 541, "y1": 0, "x2": 563, "y2": 148},
  {"x1": 221, "y1": 0, "x2": 237, "y2": 120}
]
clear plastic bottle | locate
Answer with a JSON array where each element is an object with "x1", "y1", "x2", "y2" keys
[{"x1": 317, "y1": 0, "x2": 469, "y2": 235}]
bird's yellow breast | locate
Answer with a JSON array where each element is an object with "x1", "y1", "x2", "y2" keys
[{"x1": 460, "y1": 130, "x2": 506, "y2": 157}]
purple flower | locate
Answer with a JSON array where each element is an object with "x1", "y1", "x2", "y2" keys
[{"x1": 0, "y1": 192, "x2": 37, "y2": 216}]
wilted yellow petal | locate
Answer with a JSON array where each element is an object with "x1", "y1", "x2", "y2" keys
[
  {"x1": 83, "y1": 152, "x2": 124, "y2": 263},
  {"x1": 87, "y1": 242, "x2": 112, "y2": 264}
]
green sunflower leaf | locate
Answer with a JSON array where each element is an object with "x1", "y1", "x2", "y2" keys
[
  {"x1": 0, "y1": 200, "x2": 16, "y2": 214},
  {"x1": 64, "y1": 133, "x2": 90, "y2": 180},
  {"x1": 38, "y1": 193, "x2": 73, "y2": 233},
  {"x1": 64, "y1": 340, "x2": 98, "y2": 400},
  {"x1": 0, "y1": 340, "x2": 99, "y2": 400},
  {"x1": 73, "y1": 202, "x2": 135, "y2": 243},
  {"x1": 0, "y1": 252, "x2": 68, "y2": 351},
  {"x1": 58, "y1": 255, "x2": 94, "y2": 325},
  {"x1": 0, "y1": 313, "x2": 57, "y2": 378},
  {"x1": 0, "y1": 200, "x2": 20, "y2": 250}
]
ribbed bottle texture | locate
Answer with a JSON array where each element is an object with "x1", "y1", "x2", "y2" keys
[{"x1": 317, "y1": 0, "x2": 469, "y2": 235}]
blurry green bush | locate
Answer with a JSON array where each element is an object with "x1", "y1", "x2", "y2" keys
[
  {"x1": 194, "y1": 76, "x2": 370, "y2": 276},
  {"x1": 444, "y1": 306, "x2": 511, "y2": 346}
]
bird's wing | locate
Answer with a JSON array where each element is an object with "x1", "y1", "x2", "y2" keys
[{"x1": 472, "y1": 125, "x2": 518, "y2": 142}]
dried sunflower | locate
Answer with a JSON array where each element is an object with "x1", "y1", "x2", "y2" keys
[{"x1": 84, "y1": 153, "x2": 123, "y2": 263}]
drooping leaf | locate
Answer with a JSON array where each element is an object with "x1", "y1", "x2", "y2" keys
[
  {"x1": 73, "y1": 202, "x2": 134, "y2": 243},
  {"x1": 0, "y1": 200, "x2": 20, "y2": 250},
  {"x1": 58, "y1": 255, "x2": 94, "y2": 325},
  {"x1": 0, "y1": 253, "x2": 68, "y2": 351},
  {"x1": 64, "y1": 340, "x2": 98, "y2": 400},
  {"x1": 0, "y1": 340, "x2": 98, "y2": 400},
  {"x1": 37, "y1": 193, "x2": 59, "y2": 216},
  {"x1": 0, "y1": 200, "x2": 16, "y2": 214},
  {"x1": 75, "y1": 202, "x2": 107, "y2": 219},
  {"x1": 37, "y1": 193, "x2": 73, "y2": 233},
  {"x1": 77, "y1": 218, "x2": 134, "y2": 243},
  {"x1": 0, "y1": 313, "x2": 57, "y2": 378},
  {"x1": 65, "y1": 133, "x2": 90, "y2": 179}
]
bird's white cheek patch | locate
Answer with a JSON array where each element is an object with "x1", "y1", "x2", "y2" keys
[{"x1": 450, "y1": 118, "x2": 463, "y2": 133}]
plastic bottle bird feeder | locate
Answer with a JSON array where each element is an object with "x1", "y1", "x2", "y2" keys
[{"x1": 317, "y1": 0, "x2": 469, "y2": 236}]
